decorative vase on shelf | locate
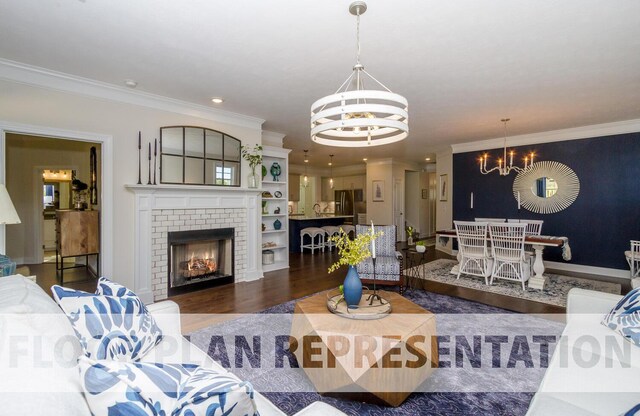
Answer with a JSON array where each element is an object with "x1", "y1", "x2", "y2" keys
[
  {"x1": 273, "y1": 219, "x2": 282, "y2": 230},
  {"x1": 343, "y1": 265, "x2": 362, "y2": 308},
  {"x1": 270, "y1": 162, "x2": 281, "y2": 181},
  {"x1": 248, "y1": 168, "x2": 258, "y2": 189}
]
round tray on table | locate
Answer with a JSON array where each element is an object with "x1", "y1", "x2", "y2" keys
[{"x1": 326, "y1": 288, "x2": 392, "y2": 320}]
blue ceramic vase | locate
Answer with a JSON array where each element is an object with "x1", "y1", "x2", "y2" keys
[{"x1": 343, "y1": 265, "x2": 362, "y2": 308}]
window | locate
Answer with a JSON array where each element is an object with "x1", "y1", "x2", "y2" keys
[{"x1": 215, "y1": 166, "x2": 232, "y2": 185}]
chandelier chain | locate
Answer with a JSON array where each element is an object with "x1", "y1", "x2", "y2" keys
[{"x1": 356, "y1": 9, "x2": 361, "y2": 65}]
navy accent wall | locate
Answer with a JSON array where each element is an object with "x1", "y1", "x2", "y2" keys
[{"x1": 453, "y1": 132, "x2": 640, "y2": 270}]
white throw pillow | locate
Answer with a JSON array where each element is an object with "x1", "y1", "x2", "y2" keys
[
  {"x1": 51, "y1": 281, "x2": 163, "y2": 361},
  {"x1": 602, "y1": 287, "x2": 640, "y2": 347}
]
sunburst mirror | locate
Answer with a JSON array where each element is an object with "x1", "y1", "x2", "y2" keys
[{"x1": 512, "y1": 161, "x2": 580, "y2": 214}]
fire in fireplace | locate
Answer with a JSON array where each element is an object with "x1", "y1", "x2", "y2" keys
[{"x1": 167, "y1": 228, "x2": 234, "y2": 296}]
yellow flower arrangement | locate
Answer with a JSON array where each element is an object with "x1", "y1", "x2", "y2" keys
[{"x1": 327, "y1": 229, "x2": 383, "y2": 273}]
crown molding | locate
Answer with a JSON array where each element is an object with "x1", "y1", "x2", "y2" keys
[
  {"x1": 451, "y1": 118, "x2": 640, "y2": 154},
  {"x1": 0, "y1": 58, "x2": 265, "y2": 131},
  {"x1": 261, "y1": 130, "x2": 286, "y2": 147}
]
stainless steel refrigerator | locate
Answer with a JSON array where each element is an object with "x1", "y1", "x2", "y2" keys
[{"x1": 335, "y1": 189, "x2": 366, "y2": 224}]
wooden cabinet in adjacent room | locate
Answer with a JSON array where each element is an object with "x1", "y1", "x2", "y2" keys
[
  {"x1": 56, "y1": 210, "x2": 100, "y2": 256},
  {"x1": 56, "y1": 210, "x2": 100, "y2": 282}
]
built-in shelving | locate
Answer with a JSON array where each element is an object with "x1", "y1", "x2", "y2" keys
[{"x1": 260, "y1": 146, "x2": 291, "y2": 272}]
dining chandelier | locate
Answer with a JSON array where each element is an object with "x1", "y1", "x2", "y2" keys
[
  {"x1": 310, "y1": 1, "x2": 409, "y2": 147},
  {"x1": 480, "y1": 118, "x2": 535, "y2": 176}
]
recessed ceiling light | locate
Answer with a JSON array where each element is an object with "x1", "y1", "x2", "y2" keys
[
  {"x1": 124, "y1": 79, "x2": 138, "y2": 88},
  {"x1": 362, "y1": 158, "x2": 368, "y2": 161},
  {"x1": 425, "y1": 157, "x2": 431, "y2": 161},
  {"x1": 211, "y1": 97, "x2": 224, "y2": 104}
]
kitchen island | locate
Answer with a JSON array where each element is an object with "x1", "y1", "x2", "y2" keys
[{"x1": 289, "y1": 215, "x2": 352, "y2": 253}]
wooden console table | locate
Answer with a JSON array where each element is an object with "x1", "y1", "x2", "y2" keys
[{"x1": 56, "y1": 210, "x2": 100, "y2": 283}]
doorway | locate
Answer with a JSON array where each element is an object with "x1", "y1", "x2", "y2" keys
[{"x1": 4, "y1": 133, "x2": 102, "y2": 285}]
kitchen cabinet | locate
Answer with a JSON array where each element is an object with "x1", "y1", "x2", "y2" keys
[
  {"x1": 320, "y1": 177, "x2": 335, "y2": 201},
  {"x1": 335, "y1": 175, "x2": 365, "y2": 191},
  {"x1": 288, "y1": 174, "x2": 300, "y2": 201}
]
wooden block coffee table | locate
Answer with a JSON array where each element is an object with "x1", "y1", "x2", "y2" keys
[{"x1": 290, "y1": 290, "x2": 437, "y2": 407}]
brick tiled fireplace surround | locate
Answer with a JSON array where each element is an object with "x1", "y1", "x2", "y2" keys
[{"x1": 126, "y1": 185, "x2": 262, "y2": 303}]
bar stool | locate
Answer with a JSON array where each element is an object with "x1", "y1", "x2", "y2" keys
[
  {"x1": 322, "y1": 225, "x2": 341, "y2": 251},
  {"x1": 341, "y1": 224, "x2": 355, "y2": 239},
  {"x1": 300, "y1": 227, "x2": 325, "y2": 254}
]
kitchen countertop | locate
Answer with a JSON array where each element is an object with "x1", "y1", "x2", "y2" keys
[{"x1": 289, "y1": 215, "x2": 352, "y2": 221}]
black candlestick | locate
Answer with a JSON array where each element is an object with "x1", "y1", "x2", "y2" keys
[
  {"x1": 153, "y1": 138, "x2": 157, "y2": 185},
  {"x1": 366, "y1": 257, "x2": 384, "y2": 305},
  {"x1": 147, "y1": 142, "x2": 152, "y2": 185},
  {"x1": 137, "y1": 131, "x2": 142, "y2": 184}
]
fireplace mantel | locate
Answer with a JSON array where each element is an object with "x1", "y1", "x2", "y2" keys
[{"x1": 126, "y1": 184, "x2": 262, "y2": 303}]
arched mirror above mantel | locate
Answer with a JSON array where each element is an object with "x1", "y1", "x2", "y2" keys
[
  {"x1": 160, "y1": 126, "x2": 241, "y2": 186},
  {"x1": 513, "y1": 161, "x2": 580, "y2": 214}
]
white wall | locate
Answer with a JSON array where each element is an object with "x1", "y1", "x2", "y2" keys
[
  {"x1": 436, "y1": 148, "x2": 453, "y2": 231},
  {"x1": 365, "y1": 159, "x2": 394, "y2": 225},
  {"x1": 0, "y1": 79, "x2": 262, "y2": 291},
  {"x1": 435, "y1": 149, "x2": 453, "y2": 253},
  {"x1": 405, "y1": 171, "x2": 420, "y2": 233}
]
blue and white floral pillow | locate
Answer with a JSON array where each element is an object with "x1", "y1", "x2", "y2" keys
[
  {"x1": 602, "y1": 287, "x2": 640, "y2": 347},
  {"x1": 78, "y1": 356, "x2": 259, "y2": 416},
  {"x1": 174, "y1": 366, "x2": 258, "y2": 416},
  {"x1": 51, "y1": 279, "x2": 163, "y2": 361}
]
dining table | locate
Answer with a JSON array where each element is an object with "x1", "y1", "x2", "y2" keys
[{"x1": 435, "y1": 229, "x2": 569, "y2": 290}]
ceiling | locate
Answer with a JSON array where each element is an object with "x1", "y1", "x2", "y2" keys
[{"x1": 1, "y1": 0, "x2": 639, "y2": 167}]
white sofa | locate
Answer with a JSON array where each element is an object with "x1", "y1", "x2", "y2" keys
[
  {"x1": 0, "y1": 275, "x2": 346, "y2": 416},
  {"x1": 527, "y1": 288, "x2": 640, "y2": 416}
]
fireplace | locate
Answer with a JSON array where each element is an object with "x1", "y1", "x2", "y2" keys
[{"x1": 167, "y1": 228, "x2": 234, "y2": 296}]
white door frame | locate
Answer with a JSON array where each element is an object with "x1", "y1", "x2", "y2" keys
[
  {"x1": 0, "y1": 121, "x2": 113, "y2": 277},
  {"x1": 393, "y1": 178, "x2": 405, "y2": 241}
]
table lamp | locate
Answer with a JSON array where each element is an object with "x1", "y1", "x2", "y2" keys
[
  {"x1": 0, "y1": 184, "x2": 20, "y2": 276},
  {"x1": 0, "y1": 184, "x2": 20, "y2": 225}
]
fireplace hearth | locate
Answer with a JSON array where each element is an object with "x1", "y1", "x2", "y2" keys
[{"x1": 167, "y1": 228, "x2": 234, "y2": 296}]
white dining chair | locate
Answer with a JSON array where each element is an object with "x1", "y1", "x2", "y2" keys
[
  {"x1": 508, "y1": 219, "x2": 544, "y2": 236},
  {"x1": 454, "y1": 221, "x2": 493, "y2": 284},
  {"x1": 489, "y1": 222, "x2": 529, "y2": 290},
  {"x1": 475, "y1": 218, "x2": 506, "y2": 223},
  {"x1": 626, "y1": 240, "x2": 640, "y2": 278}
]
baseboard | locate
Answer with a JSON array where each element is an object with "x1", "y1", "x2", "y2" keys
[{"x1": 544, "y1": 261, "x2": 630, "y2": 279}]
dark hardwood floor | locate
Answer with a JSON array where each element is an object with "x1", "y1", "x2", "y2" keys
[
  {"x1": 28, "y1": 245, "x2": 570, "y2": 325},
  {"x1": 170, "y1": 246, "x2": 566, "y2": 316}
]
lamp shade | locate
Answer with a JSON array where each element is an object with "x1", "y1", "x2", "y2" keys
[{"x1": 0, "y1": 185, "x2": 20, "y2": 225}]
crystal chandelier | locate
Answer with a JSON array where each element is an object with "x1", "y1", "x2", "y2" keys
[
  {"x1": 480, "y1": 118, "x2": 535, "y2": 176},
  {"x1": 310, "y1": 1, "x2": 409, "y2": 147}
]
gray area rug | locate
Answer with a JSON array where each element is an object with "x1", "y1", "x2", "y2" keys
[
  {"x1": 407, "y1": 259, "x2": 621, "y2": 307},
  {"x1": 188, "y1": 289, "x2": 566, "y2": 415}
]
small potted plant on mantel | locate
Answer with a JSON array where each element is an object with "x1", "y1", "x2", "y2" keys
[{"x1": 241, "y1": 144, "x2": 263, "y2": 188}]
